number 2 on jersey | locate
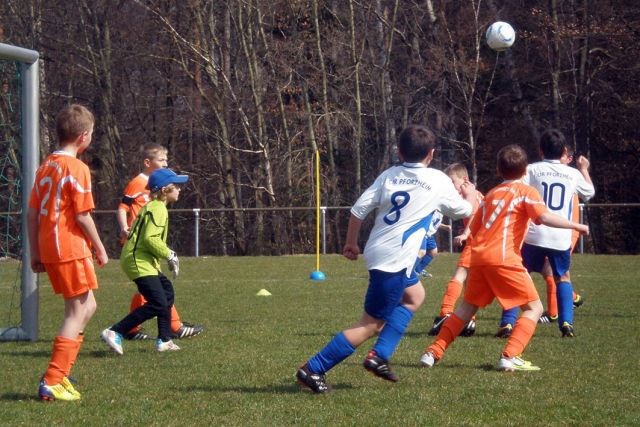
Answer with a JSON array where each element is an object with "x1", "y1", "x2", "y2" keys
[{"x1": 383, "y1": 191, "x2": 410, "y2": 225}]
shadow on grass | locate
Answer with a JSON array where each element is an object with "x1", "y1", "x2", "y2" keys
[
  {"x1": 0, "y1": 350, "x2": 50, "y2": 358},
  {"x1": 0, "y1": 392, "x2": 38, "y2": 402},
  {"x1": 182, "y1": 381, "x2": 354, "y2": 394}
]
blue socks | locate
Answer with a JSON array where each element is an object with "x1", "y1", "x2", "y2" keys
[
  {"x1": 414, "y1": 254, "x2": 433, "y2": 274},
  {"x1": 373, "y1": 305, "x2": 413, "y2": 361},
  {"x1": 557, "y1": 281, "x2": 574, "y2": 326},
  {"x1": 500, "y1": 307, "x2": 519, "y2": 327},
  {"x1": 307, "y1": 332, "x2": 355, "y2": 374}
]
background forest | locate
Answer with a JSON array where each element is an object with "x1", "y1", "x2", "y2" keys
[{"x1": 1, "y1": 0, "x2": 639, "y2": 256}]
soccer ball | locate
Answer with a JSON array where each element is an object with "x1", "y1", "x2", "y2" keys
[{"x1": 486, "y1": 21, "x2": 515, "y2": 51}]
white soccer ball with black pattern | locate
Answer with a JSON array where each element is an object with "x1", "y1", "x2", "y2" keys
[{"x1": 486, "y1": 21, "x2": 515, "y2": 51}]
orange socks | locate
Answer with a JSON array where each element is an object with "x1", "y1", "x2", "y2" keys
[
  {"x1": 170, "y1": 305, "x2": 182, "y2": 333},
  {"x1": 68, "y1": 332, "x2": 84, "y2": 373},
  {"x1": 427, "y1": 313, "x2": 466, "y2": 360},
  {"x1": 439, "y1": 279, "x2": 464, "y2": 317},
  {"x1": 44, "y1": 336, "x2": 77, "y2": 385},
  {"x1": 544, "y1": 275, "x2": 558, "y2": 318},
  {"x1": 502, "y1": 317, "x2": 536, "y2": 358}
]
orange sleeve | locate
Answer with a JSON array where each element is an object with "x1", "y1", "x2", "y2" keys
[{"x1": 72, "y1": 163, "x2": 95, "y2": 214}]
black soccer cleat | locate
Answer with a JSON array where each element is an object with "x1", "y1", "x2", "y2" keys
[
  {"x1": 561, "y1": 322, "x2": 575, "y2": 338},
  {"x1": 296, "y1": 364, "x2": 330, "y2": 394},
  {"x1": 172, "y1": 322, "x2": 204, "y2": 339},
  {"x1": 538, "y1": 311, "x2": 558, "y2": 324},
  {"x1": 459, "y1": 319, "x2": 476, "y2": 337},
  {"x1": 573, "y1": 294, "x2": 585, "y2": 308},
  {"x1": 495, "y1": 324, "x2": 513, "y2": 338},
  {"x1": 124, "y1": 329, "x2": 151, "y2": 340},
  {"x1": 427, "y1": 314, "x2": 451, "y2": 336},
  {"x1": 363, "y1": 350, "x2": 398, "y2": 382}
]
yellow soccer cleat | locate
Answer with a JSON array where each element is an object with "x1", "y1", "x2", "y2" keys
[
  {"x1": 498, "y1": 354, "x2": 541, "y2": 372},
  {"x1": 39, "y1": 379, "x2": 81, "y2": 401}
]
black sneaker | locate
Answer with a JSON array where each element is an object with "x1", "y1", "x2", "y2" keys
[
  {"x1": 495, "y1": 324, "x2": 513, "y2": 338},
  {"x1": 573, "y1": 294, "x2": 585, "y2": 308},
  {"x1": 459, "y1": 319, "x2": 476, "y2": 337},
  {"x1": 124, "y1": 329, "x2": 151, "y2": 340},
  {"x1": 538, "y1": 311, "x2": 558, "y2": 324},
  {"x1": 561, "y1": 322, "x2": 575, "y2": 338},
  {"x1": 296, "y1": 364, "x2": 330, "y2": 394},
  {"x1": 173, "y1": 322, "x2": 204, "y2": 339},
  {"x1": 427, "y1": 314, "x2": 451, "y2": 336},
  {"x1": 363, "y1": 350, "x2": 398, "y2": 382}
]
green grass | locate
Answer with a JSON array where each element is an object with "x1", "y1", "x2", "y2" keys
[{"x1": 1, "y1": 254, "x2": 640, "y2": 426}]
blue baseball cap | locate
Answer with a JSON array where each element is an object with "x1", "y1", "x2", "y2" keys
[{"x1": 148, "y1": 168, "x2": 189, "y2": 192}]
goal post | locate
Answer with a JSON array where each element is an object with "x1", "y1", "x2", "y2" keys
[{"x1": 0, "y1": 42, "x2": 40, "y2": 341}]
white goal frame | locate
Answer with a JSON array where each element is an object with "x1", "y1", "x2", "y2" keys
[{"x1": 0, "y1": 43, "x2": 40, "y2": 341}]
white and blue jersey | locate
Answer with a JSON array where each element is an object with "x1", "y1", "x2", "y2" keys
[
  {"x1": 351, "y1": 163, "x2": 472, "y2": 277},
  {"x1": 523, "y1": 160, "x2": 595, "y2": 250}
]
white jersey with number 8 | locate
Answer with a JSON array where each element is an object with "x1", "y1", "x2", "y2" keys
[{"x1": 351, "y1": 163, "x2": 472, "y2": 276}]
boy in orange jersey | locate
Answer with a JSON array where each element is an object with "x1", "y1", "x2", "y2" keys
[
  {"x1": 420, "y1": 144, "x2": 589, "y2": 371},
  {"x1": 427, "y1": 163, "x2": 483, "y2": 337},
  {"x1": 28, "y1": 104, "x2": 109, "y2": 401},
  {"x1": 116, "y1": 143, "x2": 203, "y2": 340}
]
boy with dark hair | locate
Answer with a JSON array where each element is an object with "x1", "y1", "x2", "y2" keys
[
  {"x1": 296, "y1": 124, "x2": 476, "y2": 393},
  {"x1": 420, "y1": 144, "x2": 589, "y2": 371},
  {"x1": 102, "y1": 168, "x2": 188, "y2": 354},
  {"x1": 29, "y1": 104, "x2": 109, "y2": 401}
]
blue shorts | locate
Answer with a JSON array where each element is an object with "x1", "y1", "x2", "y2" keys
[
  {"x1": 521, "y1": 243, "x2": 571, "y2": 277},
  {"x1": 364, "y1": 269, "x2": 408, "y2": 320},
  {"x1": 421, "y1": 236, "x2": 437, "y2": 252}
]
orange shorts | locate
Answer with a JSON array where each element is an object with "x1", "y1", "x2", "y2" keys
[
  {"x1": 44, "y1": 257, "x2": 98, "y2": 299},
  {"x1": 464, "y1": 264, "x2": 539, "y2": 310},
  {"x1": 457, "y1": 244, "x2": 472, "y2": 269}
]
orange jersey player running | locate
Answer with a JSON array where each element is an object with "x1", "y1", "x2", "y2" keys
[
  {"x1": 420, "y1": 144, "x2": 588, "y2": 372},
  {"x1": 116, "y1": 143, "x2": 203, "y2": 341},
  {"x1": 427, "y1": 163, "x2": 484, "y2": 337},
  {"x1": 28, "y1": 104, "x2": 109, "y2": 401}
]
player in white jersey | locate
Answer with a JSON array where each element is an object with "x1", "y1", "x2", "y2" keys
[
  {"x1": 497, "y1": 128, "x2": 594, "y2": 337},
  {"x1": 296, "y1": 125, "x2": 476, "y2": 393}
]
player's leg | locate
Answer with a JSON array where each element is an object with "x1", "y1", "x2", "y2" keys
[
  {"x1": 492, "y1": 265, "x2": 543, "y2": 371},
  {"x1": 415, "y1": 238, "x2": 437, "y2": 278},
  {"x1": 365, "y1": 278, "x2": 425, "y2": 382},
  {"x1": 429, "y1": 253, "x2": 468, "y2": 336},
  {"x1": 421, "y1": 266, "x2": 487, "y2": 367},
  {"x1": 548, "y1": 250, "x2": 575, "y2": 337},
  {"x1": 40, "y1": 259, "x2": 96, "y2": 401},
  {"x1": 540, "y1": 259, "x2": 558, "y2": 323},
  {"x1": 124, "y1": 293, "x2": 151, "y2": 340},
  {"x1": 155, "y1": 274, "x2": 180, "y2": 351}
]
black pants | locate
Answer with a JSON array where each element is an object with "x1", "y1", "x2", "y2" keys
[{"x1": 112, "y1": 273, "x2": 175, "y2": 342}]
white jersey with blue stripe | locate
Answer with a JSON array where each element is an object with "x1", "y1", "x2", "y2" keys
[
  {"x1": 523, "y1": 159, "x2": 595, "y2": 250},
  {"x1": 351, "y1": 163, "x2": 472, "y2": 276}
]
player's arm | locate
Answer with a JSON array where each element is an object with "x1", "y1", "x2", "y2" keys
[
  {"x1": 116, "y1": 206, "x2": 130, "y2": 240},
  {"x1": 27, "y1": 207, "x2": 45, "y2": 273},
  {"x1": 343, "y1": 214, "x2": 363, "y2": 260},
  {"x1": 76, "y1": 211, "x2": 109, "y2": 266},
  {"x1": 537, "y1": 212, "x2": 589, "y2": 236},
  {"x1": 575, "y1": 156, "x2": 595, "y2": 200}
]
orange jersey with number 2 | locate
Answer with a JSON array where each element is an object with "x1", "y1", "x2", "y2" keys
[
  {"x1": 28, "y1": 151, "x2": 95, "y2": 263},
  {"x1": 469, "y1": 181, "x2": 547, "y2": 267}
]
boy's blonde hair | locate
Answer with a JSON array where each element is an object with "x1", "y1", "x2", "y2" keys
[
  {"x1": 444, "y1": 162, "x2": 469, "y2": 180},
  {"x1": 140, "y1": 143, "x2": 167, "y2": 162},
  {"x1": 55, "y1": 104, "x2": 95, "y2": 143}
]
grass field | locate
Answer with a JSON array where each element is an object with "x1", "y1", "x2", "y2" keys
[{"x1": 1, "y1": 254, "x2": 639, "y2": 426}]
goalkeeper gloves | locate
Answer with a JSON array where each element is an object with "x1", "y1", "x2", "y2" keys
[{"x1": 167, "y1": 249, "x2": 179, "y2": 279}]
